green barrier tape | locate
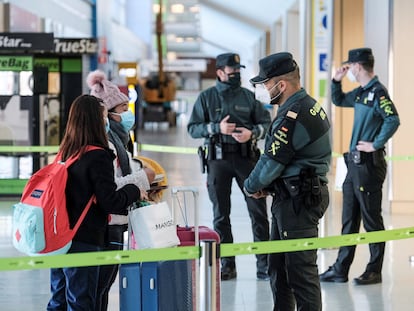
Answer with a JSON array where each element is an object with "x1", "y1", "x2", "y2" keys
[
  {"x1": 139, "y1": 144, "x2": 197, "y2": 154},
  {"x1": 220, "y1": 226, "x2": 414, "y2": 257},
  {"x1": 0, "y1": 246, "x2": 199, "y2": 272},
  {"x1": 385, "y1": 155, "x2": 414, "y2": 161},
  {"x1": 1, "y1": 227, "x2": 413, "y2": 272},
  {"x1": 332, "y1": 152, "x2": 342, "y2": 158},
  {"x1": 0, "y1": 146, "x2": 59, "y2": 153}
]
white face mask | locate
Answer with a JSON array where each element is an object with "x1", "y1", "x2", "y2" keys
[
  {"x1": 254, "y1": 84, "x2": 271, "y2": 103},
  {"x1": 347, "y1": 69, "x2": 357, "y2": 83},
  {"x1": 254, "y1": 81, "x2": 282, "y2": 104}
]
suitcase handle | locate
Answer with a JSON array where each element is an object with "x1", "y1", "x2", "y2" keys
[
  {"x1": 171, "y1": 186, "x2": 198, "y2": 194},
  {"x1": 171, "y1": 186, "x2": 201, "y2": 311},
  {"x1": 171, "y1": 186, "x2": 199, "y2": 246}
]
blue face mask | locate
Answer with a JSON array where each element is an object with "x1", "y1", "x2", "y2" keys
[
  {"x1": 112, "y1": 110, "x2": 135, "y2": 132},
  {"x1": 104, "y1": 117, "x2": 110, "y2": 133}
]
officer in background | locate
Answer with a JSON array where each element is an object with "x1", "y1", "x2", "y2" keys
[
  {"x1": 187, "y1": 53, "x2": 271, "y2": 281},
  {"x1": 244, "y1": 52, "x2": 331, "y2": 311},
  {"x1": 319, "y1": 48, "x2": 400, "y2": 285}
]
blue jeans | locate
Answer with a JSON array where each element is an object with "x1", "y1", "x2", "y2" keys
[
  {"x1": 95, "y1": 225, "x2": 125, "y2": 311},
  {"x1": 47, "y1": 241, "x2": 101, "y2": 311}
]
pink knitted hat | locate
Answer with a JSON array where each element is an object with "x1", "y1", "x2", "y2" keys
[{"x1": 86, "y1": 70, "x2": 129, "y2": 110}]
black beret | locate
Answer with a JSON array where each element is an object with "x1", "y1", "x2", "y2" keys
[
  {"x1": 250, "y1": 52, "x2": 297, "y2": 84},
  {"x1": 342, "y1": 48, "x2": 374, "y2": 64},
  {"x1": 216, "y1": 53, "x2": 245, "y2": 69}
]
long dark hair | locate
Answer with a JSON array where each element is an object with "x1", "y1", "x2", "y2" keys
[{"x1": 59, "y1": 94, "x2": 109, "y2": 160}]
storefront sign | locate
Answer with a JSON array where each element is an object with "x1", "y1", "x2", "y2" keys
[
  {"x1": 54, "y1": 38, "x2": 98, "y2": 55},
  {"x1": 0, "y1": 56, "x2": 32, "y2": 71},
  {"x1": 33, "y1": 58, "x2": 59, "y2": 72},
  {"x1": 0, "y1": 33, "x2": 53, "y2": 51}
]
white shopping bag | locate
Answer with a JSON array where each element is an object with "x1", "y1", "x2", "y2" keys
[{"x1": 129, "y1": 201, "x2": 180, "y2": 249}]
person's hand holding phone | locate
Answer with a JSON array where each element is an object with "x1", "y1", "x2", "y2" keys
[
  {"x1": 220, "y1": 115, "x2": 236, "y2": 134},
  {"x1": 232, "y1": 127, "x2": 252, "y2": 143}
]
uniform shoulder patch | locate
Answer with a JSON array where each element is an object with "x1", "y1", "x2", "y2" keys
[
  {"x1": 265, "y1": 108, "x2": 297, "y2": 165},
  {"x1": 286, "y1": 110, "x2": 297, "y2": 119},
  {"x1": 373, "y1": 85, "x2": 397, "y2": 117}
]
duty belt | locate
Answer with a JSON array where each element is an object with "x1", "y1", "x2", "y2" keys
[
  {"x1": 347, "y1": 148, "x2": 385, "y2": 165},
  {"x1": 268, "y1": 175, "x2": 326, "y2": 213}
]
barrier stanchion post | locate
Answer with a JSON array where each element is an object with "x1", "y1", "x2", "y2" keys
[{"x1": 200, "y1": 240, "x2": 217, "y2": 311}]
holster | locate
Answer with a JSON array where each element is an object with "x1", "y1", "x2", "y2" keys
[
  {"x1": 198, "y1": 146, "x2": 207, "y2": 174},
  {"x1": 350, "y1": 150, "x2": 363, "y2": 165},
  {"x1": 282, "y1": 169, "x2": 322, "y2": 214},
  {"x1": 300, "y1": 175, "x2": 322, "y2": 208},
  {"x1": 282, "y1": 176, "x2": 302, "y2": 214},
  {"x1": 207, "y1": 135, "x2": 222, "y2": 160}
]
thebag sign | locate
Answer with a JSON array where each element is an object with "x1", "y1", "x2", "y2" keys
[
  {"x1": 54, "y1": 38, "x2": 98, "y2": 55},
  {"x1": 0, "y1": 56, "x2": 32, "y2": 71},
  {"x1": 0, "y1": 33, "x2": 53, "y2": 51}
]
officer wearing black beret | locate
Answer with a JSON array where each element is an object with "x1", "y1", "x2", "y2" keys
[
  {"x1": 320, "y1": 48, "x2": 400, "y2": 285},
  {"x1": 244, "y1": 52, "x2": 331, "y2": 311},
  {"x1": 215, "y1": 52, "x2": 246, "y2": 69},
  {"x1": 187, "y1": 53, "x2": 271, "y2": 281}
]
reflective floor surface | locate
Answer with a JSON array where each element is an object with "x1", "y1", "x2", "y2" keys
[{"x1": 1, "y1": 120, "x2": 414, "y2": 310}]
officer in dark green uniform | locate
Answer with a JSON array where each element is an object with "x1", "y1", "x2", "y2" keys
[
  {"x1": 244, "y1": 52, "x2": 331, "y2": 311},
  {"x1": 319, "y1": 48, "x2": 400, "y2": 285},
  {"x1": 187, "y1": 53, "x2": 271, "y2": 281}
]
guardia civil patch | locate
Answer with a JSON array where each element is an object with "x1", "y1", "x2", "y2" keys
[
  {"x1": 379, "y1": 96, "x2": 394, "y2": 116},
  {"x1": 265, "y1": 107, "x2": 298, "y2": 165}
]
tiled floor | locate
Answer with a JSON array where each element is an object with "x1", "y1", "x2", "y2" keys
[{"x1": 1, "y1": 120, "x2": 414, "y2": 310}]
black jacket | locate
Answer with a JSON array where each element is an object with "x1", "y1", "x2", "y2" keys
[
  {"x1": 66, "y1": 147, "x2": 139, "y2": 246},
  {"x1": 187, "y1": 80, "x2": 271, "y2": 143}
]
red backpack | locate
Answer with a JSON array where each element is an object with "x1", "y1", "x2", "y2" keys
[{"x1": 12, "y1": 146, "x2": 101, "y2": 256}]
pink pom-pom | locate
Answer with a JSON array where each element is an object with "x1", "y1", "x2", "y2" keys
[{"x1": 86, "y1": 70, "x2": 107, "y2": 88}]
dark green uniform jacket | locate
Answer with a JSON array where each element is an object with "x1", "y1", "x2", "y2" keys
[
  {"x1": 244, "y1": 88, "x2": 331, "y2": 193},
  {"x1": 331, "y1": 76, "x2": 400, "y2": 151},
  {"x1": 187, "y1": 79, "x2": 271, "y2": 143}
]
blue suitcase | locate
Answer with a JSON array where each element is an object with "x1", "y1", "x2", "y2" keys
[
  {"x1": 120, "y1": 187, "x2": 212, "y2": 311},
  {"x1": 119, "y1": 263, "x2": 142, "y2": 311},
  {"x1": 141, "y1": 261, "x2": 193, "y2": 311}
]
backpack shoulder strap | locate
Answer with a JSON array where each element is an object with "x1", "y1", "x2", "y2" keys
[
  {"x1": 57, "y1": 145, "x2": 104, "y2": 167},
  {"x1": 72, "y1": 196, "x2": 96, "y2": 233}
]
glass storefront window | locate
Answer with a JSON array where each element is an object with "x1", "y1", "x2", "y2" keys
[
  {"x1": 19, "y1": 71, "x2": 33, "y2": 96},
  {"x1": 0, "y1": 72, "x2": 15, "y2": 95}
]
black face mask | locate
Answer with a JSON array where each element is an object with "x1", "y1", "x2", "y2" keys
[
  {"x1": 225, "y1": 72, "x2": 241, "y2": 88},
  {"x1": 270, "y1": 90, "x2": 283, "y2": 105},
  {"x1": 268, "y1": 81, "x2": 283, "y2": 105}
]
